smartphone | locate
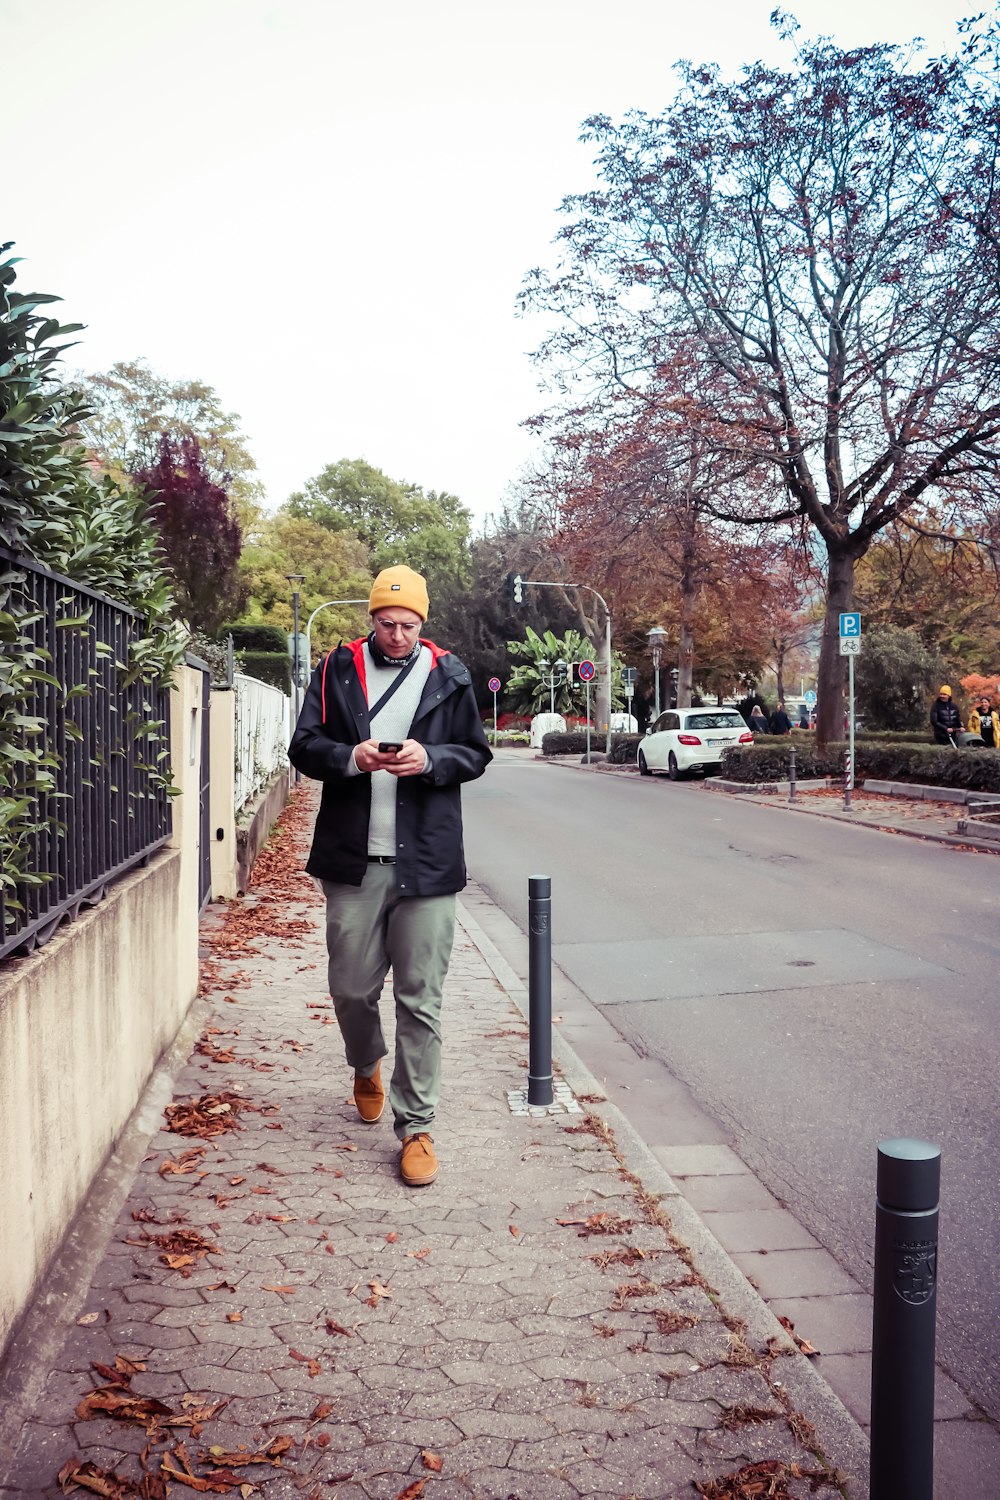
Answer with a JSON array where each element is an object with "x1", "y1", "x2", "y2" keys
[{"x1": 378, "y1": 741, "x2": 403, "y2": 753}]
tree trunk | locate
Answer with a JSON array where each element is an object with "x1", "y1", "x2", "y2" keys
[
  {"x1": 815, "y1": 547, "x2": 854, "y2": 748},
  {"x1": 676, "y1": 573, "x2": 696, "y2": 709},
  {"x1": 774, "y1": 647, "x2": 786, "y2": 709}
]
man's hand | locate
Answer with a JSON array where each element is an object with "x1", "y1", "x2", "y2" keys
[{"x1": 354, "y1": 738, "x2": 428, "y2": 776}]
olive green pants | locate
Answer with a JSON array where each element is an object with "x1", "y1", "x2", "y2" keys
[{"x1": 322, "y1": 865, "x2": 456, "y2": 1140}]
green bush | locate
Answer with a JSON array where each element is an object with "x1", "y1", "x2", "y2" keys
[
  {"x1": 721, "y1": 740, "x2": 1000, "y2": 790},
  {"x1": 225, "y1": 623, "x2": 287, "y2": 652},
  {"x1": 240, "y1": 651, "x2": 292, "y2": 691}
]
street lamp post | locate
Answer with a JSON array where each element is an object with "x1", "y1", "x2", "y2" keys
[
  {"x1": 286, "y1": 574, "x2": 305, "y2": 784},
  {"x1": 304, "y1": 598, "x2": 370, "y2": 662},
  {"x1": 647, "y1": 626, "x2": 667, "y2": 718}
]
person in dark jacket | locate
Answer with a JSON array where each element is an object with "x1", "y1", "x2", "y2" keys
[
  {"x1": 748, "y1": 704, "x2": 769, "y2": 735},
  {"x1": 930, "y1": 685, "x2": 962, "y2": 745},
  {"x1": 288, "y1": 566, "x2": 491, "y2": 1187},
  {"x1": 769, "y1": 700, "x2": 793, "y2": 735}
]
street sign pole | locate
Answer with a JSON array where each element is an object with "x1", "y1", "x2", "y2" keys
[
  {"x1": 576, "y1": 659, "x2": 597, "y2": 760},
  {"x1": 851, "y1": 648, "x2": 857, "y2": 810},
  {"x1": 488, "y1": 676, "x2": 502, "y2": 747},
  {"x1": 839, "y1": 613, "x2": 862, "y2": 812}
]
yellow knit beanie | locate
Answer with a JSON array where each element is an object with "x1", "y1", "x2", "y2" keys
[{"x1": 368, "y1": 565, "x2": 429, "y2": 621}]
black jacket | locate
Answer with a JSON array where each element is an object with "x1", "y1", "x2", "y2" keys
[
  {"x1": 930, "y1": 698, "x2": 962, "y2": 743},
  {"x1": 288, "y1": 638, "x2": 491, "y2": 894}
]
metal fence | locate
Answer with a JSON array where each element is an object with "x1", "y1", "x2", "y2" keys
[
  {"x1": 0, "y1": 547, "x2": 172, "y2": 960},
  {"x1": 233, "y1": 672, "x2": 290, "y2": 814}
]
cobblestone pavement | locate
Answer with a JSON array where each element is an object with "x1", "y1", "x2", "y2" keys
[{"x1": 0, "y1": 785, "x2": 866, "y2": 1500}]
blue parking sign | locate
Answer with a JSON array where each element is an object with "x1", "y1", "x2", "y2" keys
[{"x1": 839, "y1": 612, "x2": 861, "y2": 637}]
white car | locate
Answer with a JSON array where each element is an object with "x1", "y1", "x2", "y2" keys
[{"x1": 638, "y1": 707, "x2": 752, "y2": 779}]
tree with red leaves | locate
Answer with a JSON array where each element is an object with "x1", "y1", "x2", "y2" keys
[
  {"x1": 137, "y1": 434, "x2": 246, "y2": 635},
  {"x1": 522, "y1": 23, "x2": 1000, "y2": 744}
]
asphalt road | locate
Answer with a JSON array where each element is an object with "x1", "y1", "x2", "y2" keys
[{"x1": 462, "y1": 749, "x2": 1000, "y2": 1425}]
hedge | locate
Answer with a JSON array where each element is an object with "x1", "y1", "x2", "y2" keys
[
  {"x1": 239, "y1": 651, "x2": 292, "y2": 692},
  {"x1": 224, "y1": 623, "x2": 288, "y2": 652},
  {"x1": 541, "y1": 732, "x2": 643, "y2": 763},
  {"x1": 721, "y1": 740, "x2": 1000, "y2": 791}
]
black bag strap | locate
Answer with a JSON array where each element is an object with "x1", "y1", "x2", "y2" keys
[{"x1": 367, "y1": 653, "x2": 420, "y2": 723}]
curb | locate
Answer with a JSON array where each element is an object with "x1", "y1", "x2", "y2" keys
[{"x1": 456, "y1": 895, "x2": 872, "y2": 1498}]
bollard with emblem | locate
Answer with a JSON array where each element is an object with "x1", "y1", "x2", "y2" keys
[
  {"x1": 870, "y1": 1138, "x2": 941, "y2": 1500},
  {"x1": 527, "y1": 875, "x2": 554, "y2": 1106},
  {"x1": 788, "y1": 742, "x2": 797, "y2": 803}
]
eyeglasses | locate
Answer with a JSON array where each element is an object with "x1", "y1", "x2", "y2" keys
[{"x1": 373, "y1": 618, "x2": 421, "y2": 635}]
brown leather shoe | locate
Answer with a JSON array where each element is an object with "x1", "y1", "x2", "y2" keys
[
  {"x1": 353, "y1": 1062, "x2": 385, "y2": 1123},
  {"x1": 400, "y1": 1133, "x2": 438, "y2": 1186}
]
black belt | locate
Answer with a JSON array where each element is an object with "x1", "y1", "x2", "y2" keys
[{"x1": 367, "y1": 855, "x2": 396, "y2": 864}]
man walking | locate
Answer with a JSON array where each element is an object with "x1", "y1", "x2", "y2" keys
[
  {"x1": 289, "y1": 566, "x2": 491, "y2": 1185},
  {"x1": 930, "y1": 685, "x2": 962, "y2": 746}
]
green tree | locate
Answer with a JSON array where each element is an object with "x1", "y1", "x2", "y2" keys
[
  {"x1": 76, "y1": 359, "x2": 264, "y2": 531},
  {"x1": 854, "y1": 626, "x2": 945, "y2": 731},
  {"x1": 853, "y1": 524, "x2": 1000, "y2": 676},
  {"x1": 287, "y1": 458, "x2": 472, "y2": 618},
  {"x1": 238, "y1": 512, "x2": 371, "y2": 659}
]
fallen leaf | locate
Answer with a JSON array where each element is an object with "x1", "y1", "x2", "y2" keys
[
  {"x1": 406, "y1": 1248, "x2": 430, "y2": 1260},
  {"x1": 309, "y1": 1402, "x2": 334, "y2": 1424},
  {"x1": 158, "y1": 1148, "x2": 207, "y2": 1178},
  {"x1": 262, "y1": 1285, "x2": 296, "y2": 1295},
  {"x1": 77, "y1": 1312, "x2": 100, "y2": 1325},
  {"x1": 777, "y1": 1313, "x2": 820, "y2": 1356},
  {"x1": 367, "y1": 1280, "x2": 393, "y2": 1303},
  {"x1": 421, "y1": 1450, "x2": 443, "y2": 1471},
  {"x1": 227, "y1": 1312, "x2": 243, "y2": 1323},
  {"x1": 324, "y1": 1318, "x2": 354, "y2": 1337},
  {"x1": 76, "y1": 1387, "x2": 173, "y2": 1426},
  {"x1": 200, "y1": 1435, "x2": 292, "y2": 1467},
  {"x1": 385, "y1": 1232, "x2": 399, "y2": 1243},
  {"x1": 165, "y1": 1093, "x2": 247, "y2": 1140},
  {"x1": 288, "y1": 1349, "x2": 322, "y2": 1377},
  {"x1": 266, "y1": 1214, "x2": 298, "y2": 1223},
  {"x1": 56, "y1": 1459, "x2": 135, "y2": 1497},
  {"x1": 509, "y1": 1225, "x2": 520, "y2": 1238},
  {"x1": 394, "y1": 1482, "x2": 428, "y2": 1500},
  {"x1": 325, "y1": 1243, "x2": 336, "y2": 1255},
  {"x1": 331, "y1": 1142, "x2": 358, "y2": 1152}
]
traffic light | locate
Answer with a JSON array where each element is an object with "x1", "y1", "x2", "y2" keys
[{"x1": 507, "y1": 572, "x2": 525, "y2": 605}]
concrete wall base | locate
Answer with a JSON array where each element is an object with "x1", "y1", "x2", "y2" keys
[
  {"x1": 0, "y1": 848, "x2": 197, "y2": 1362},
  {"x1": 235, "y1": 769, "x2": 292, "y2": 895}
]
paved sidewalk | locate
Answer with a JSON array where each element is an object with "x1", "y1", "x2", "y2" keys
[{"x1": 0, "y1": 785, "x2": 866, "y2": 1500}]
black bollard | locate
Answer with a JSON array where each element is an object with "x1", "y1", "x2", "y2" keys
[
  {"x1": 870, "y1": 1138, "x2": 941, "y2": 1500},
  {"x1": 527, "y1": 874, "x2": 554, "y2": 1106},
  {"x1": 788, "y1": 743, "x2": 797, "y2": 803}
]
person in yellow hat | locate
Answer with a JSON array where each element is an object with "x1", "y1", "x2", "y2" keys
[
  {"x1": 289, "y1": 565, "x2": 492, "y2": 1187},
  {"x1": 930, "y1": 685, "x2": 962, "y2": 746}
]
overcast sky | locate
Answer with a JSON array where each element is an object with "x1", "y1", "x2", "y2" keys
[{"x1": 5, "y1": 0, "x2": 981, "y2": 528}]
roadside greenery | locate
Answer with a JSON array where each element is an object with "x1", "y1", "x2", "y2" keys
[
  {"x1": 0, "y1": 245, "x2": 181, "y2": 926},
  {"x1": 506, "y1": 626, "x2": 624, "y2": 717},
  {"x1": 721, "y1": 740, "x2": 1000, "y2": 792}
]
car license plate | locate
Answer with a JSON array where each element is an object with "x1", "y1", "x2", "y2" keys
[{"x1": 708, "y1": 737, "x2": 731, "y2": 746}]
